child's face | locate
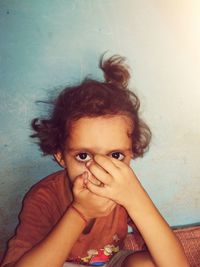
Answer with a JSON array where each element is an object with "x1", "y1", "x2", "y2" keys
[{"x1": 55, "y1": 115, "x2": 133, "y2": 183}]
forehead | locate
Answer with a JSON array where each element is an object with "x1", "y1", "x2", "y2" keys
[{"x1": 66, "y1": 115, "x2": 133, "y2": 152}]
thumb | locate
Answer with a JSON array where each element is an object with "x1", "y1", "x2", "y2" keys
[{"x1": 73, "y1": 171, "x2": 88, "y2": 194}]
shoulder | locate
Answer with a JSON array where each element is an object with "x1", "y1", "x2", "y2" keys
[
  {"x1": 31, "y1": 170, "x2": 66, "y2": 188},
  {"x1": 22, "y1": 170, "x2": 72, "y2": 213},
  {"x1": 27, "y1": 170, "x2": 67, "y2": 195},
  {"x1": 1, "y1": 171, "x2": 70, "y2": 267}
]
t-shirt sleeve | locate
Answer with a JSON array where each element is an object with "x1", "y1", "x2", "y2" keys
[{"x1": 1, "y1": 186, "x2": 60, "y2": 267}]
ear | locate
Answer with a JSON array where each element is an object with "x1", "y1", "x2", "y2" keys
[{"x1": 54, "y1": 151, "x2": 66, "y2": 168}]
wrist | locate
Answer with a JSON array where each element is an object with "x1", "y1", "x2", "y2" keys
[
  {"x1": 122, "y1": 186, "x2": 149, "y2": 213},
  {"x1": 70, "y1": 204, "x2": 90, "y2": 225}
]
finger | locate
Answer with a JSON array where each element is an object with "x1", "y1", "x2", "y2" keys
[
  {"x1": 86, "y1": 160, "x2": 112, "y2": 185},
  {"x1": 93, "y1": 154, "x2": 120, "y2": 176},
  {"x1": 87, "y1": 172, "x2": 102, "y2": 186},
  {"x1": 109, "y1": 156, "x2": 135, "y2": 177},
  {"x1": 86, "y1": 179, "x2": 108, "y2": 198},
  {"x1": 109, "y1": 156, "x2": 127, "y2": 168},
  {"x1": 73, "y1": 172, "x2": 88, "y2": 193}
]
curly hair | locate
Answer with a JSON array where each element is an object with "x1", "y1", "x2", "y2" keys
[{"x1": 31, "y1": 55, "x2": 151, "y2": 159}]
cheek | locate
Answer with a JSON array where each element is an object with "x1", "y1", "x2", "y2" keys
[
  {"x1": 65, "y1": 159, "x2": 88, "y2": 182},
  {"x1": 123, "y1": 156, "x2": 132, "y2": 166}
]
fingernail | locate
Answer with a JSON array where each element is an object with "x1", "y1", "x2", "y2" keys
[
  {"x1": 82, "y1": 171, "x2": 88, "y2": 180},
  {"x1": 86, "y1": 160, "x2": 92, "y2": 168}
]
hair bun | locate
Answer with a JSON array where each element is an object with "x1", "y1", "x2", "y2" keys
[{"x1": 100, "y1": 54, "x2": 130, "y2": 88}]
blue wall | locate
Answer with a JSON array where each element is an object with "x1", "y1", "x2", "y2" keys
[{"x1": 0, "y1": 0, "x2": 200, "y2": 255}]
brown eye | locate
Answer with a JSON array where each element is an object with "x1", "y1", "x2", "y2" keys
[
  {"x1": 111, "y1": 152, "x2": 125, "y2": 161},
  {"x1": 75, "y1": 153, "x2": 91, "y2": 162}
]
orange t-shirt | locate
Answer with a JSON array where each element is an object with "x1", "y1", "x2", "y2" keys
[{"x1": 2, "y1": 171, "x2": 130, "y2": 266}]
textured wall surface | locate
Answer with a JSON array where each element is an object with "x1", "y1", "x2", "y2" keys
[{"x1": 0, "y1": 0, "x2": 200, "y2": 256}]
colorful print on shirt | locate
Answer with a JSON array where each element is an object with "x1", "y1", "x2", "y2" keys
[{"x1": 68, "y1": 234, "x2": 121, "y2": 266}]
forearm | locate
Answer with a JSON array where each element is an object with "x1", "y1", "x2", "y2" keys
[
  {"x1": 15, "y1": 206, "x2": 86, "y2": 267},
  {"x1": 125, "y1": 186, "x2": 189, "y2": 267},
  {"x1": 84, "y1": 155, "x2": 190, "y2": 266}
]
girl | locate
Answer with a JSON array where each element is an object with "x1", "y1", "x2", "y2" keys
[{"x1": 1, "y1": 56, "x2": 189, "y2": 267}]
